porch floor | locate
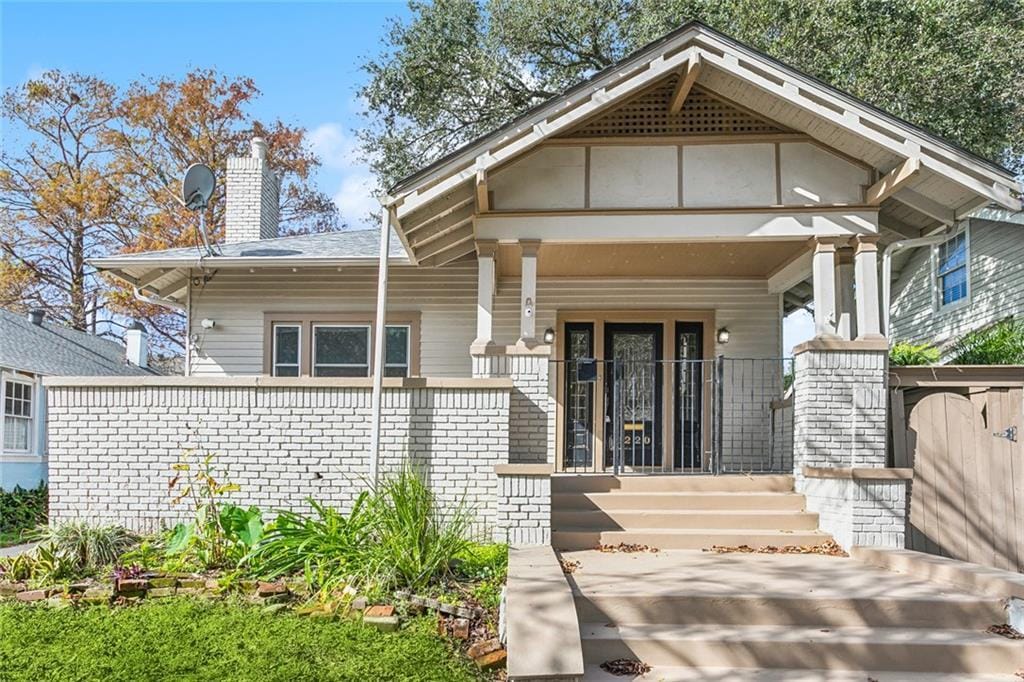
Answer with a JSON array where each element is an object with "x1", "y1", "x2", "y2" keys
[{"x1": 562, "y1": 549, "x2": 1023, "y2": 680}]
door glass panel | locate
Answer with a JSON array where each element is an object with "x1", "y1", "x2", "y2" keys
[
  {"x1": 564, "y1": 323, "x2": 594, "y2": 469},
  {"x1": 676, "y1": 322, "x2": 704, "y2": 469},
  {"x1": 605, "y1": 325, "x2": 662, "y2": 470}
]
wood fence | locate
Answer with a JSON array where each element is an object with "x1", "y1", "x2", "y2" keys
[{"x1": 891, "y1": 366, "x2": 1024, "y2": 572}]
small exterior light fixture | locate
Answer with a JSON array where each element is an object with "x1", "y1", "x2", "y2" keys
[
  {"x1": 716, "y1": 327, "x2": 731, "y2": 344},
  {"x1": 543, "y1": 327, "x2": 556, "y2": 344},
  {"x1": 524, "y1": 296, "x2": 534, "y2": 318}
]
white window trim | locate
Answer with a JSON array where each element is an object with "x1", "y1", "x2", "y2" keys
[
  {"x1": 384, "y1": 324, "x2": 411, "y2": 377},
  {"x1": 932, "y1": 225, "x2": 971, "y2": 314},
  {"x1": 312, "y1": 324, "x2": 372, "y2": 377},
  {"x1": 2, "y1": 371, "x2": 39, "y2": 460},
  {"x1": 271, "y1": 324, "x2": 302, "y2": 377}
]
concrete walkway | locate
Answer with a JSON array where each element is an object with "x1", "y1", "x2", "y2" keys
[{"x1": 0, "y1": 542, "x2": 36, "y2": 558}]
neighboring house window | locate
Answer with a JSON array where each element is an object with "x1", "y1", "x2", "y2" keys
[
  {"x1": 936, "y1": 231, "x2": 969, "y2": 308},
  {"x1": 3, "y1": 378, "x2": 33, "y2": 453},
  {"x1": 272, "y1": 324, "x2": 301, "y2": 377},
  {"x1": 265, "y1": 314, "x2": 419, "y2": 377}
]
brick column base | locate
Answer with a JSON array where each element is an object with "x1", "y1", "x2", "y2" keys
[
  {"x1": 793, "y1": 339, "x2": 907, "y2": 549},
  {"x1": 472, "y1": 350, "x2": 554, "y2": 465},
  {"x1": 496, "y1": 467, "x2": 551, "y2": 546}
]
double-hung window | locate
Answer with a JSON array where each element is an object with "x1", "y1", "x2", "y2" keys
[
  {"x1": 313, "y1": 325, "x2": 371, "y2": 377},
  {"x1": 272, "y1": 324, "x2": 301, "y2": 377},
  {"x1": 3, "y1": 377, "x2": 33, "y2": 453},
  {"x1": 384, "y1": 326, "x2": 410, "y2": 377},
  {"x1": 936, "y1": 231, "x2": 969, "y2": 308},
  {"x1": 268, "y1": 316, "x2": 417, "y2": 377}
]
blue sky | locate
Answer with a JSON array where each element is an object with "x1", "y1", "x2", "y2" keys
[
  {"x1": 1, "y1": 0, "x2": 411, "y2": 227},
  {"x1": 0, "y1": 0, "x2": 814, "y2": 351}
]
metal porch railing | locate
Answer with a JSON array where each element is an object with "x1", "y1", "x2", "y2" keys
[{"x1": 558, "y1": 357, "x2": 794, "y2": 475}]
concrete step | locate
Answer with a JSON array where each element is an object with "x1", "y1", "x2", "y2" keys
[
  {"x1": 579, "y1": 623, "x2": 1024, "y2": 674},
  {"x1": 552, "y1": 528, "x2": 831, "y2": 551},
  {"x1": 563, "y1": 549, "x2": 1004, "y2": 629},
  {"x1": 583, "y1": 664, "x2": 1021, "y2": 681},
  {"x1": 552, "y1": 474, "x2": 795, "y2": 494},
  {"x1": 575, "y1": 591, "x2": 1003, "y2": 629},
  {"x1": 553, "y1": 509, "x2": 820, "y2": 531},
  {"x1": 552, "y1": 491, "x2": 807, "y2": 511}
]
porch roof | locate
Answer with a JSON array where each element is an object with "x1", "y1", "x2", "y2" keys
[{"x1": 386, "y1": 20, "x2": 1021, "y2": 267}]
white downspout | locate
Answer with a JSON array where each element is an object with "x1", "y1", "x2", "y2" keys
[
  {"x1": 368, "y1": 203, "x2": 392, "y2": 489},
  {"x1": 881, "y1": 229, "x2": 953, "y2": 336}
]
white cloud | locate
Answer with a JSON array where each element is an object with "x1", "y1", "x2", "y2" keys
[{"x1": 308, "y1": 122, "x2": 379, "y2": 227}]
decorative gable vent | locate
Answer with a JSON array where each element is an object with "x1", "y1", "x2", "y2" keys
[{"x1": 563, "y1": 79, "x2": 789, "y2": 138}]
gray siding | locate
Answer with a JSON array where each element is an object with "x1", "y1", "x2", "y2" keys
[
  {"x1": 188, "y1": 263, "x2": 781, "y2": 377},
  {"x1": 890, "y1": 219, "x2": 1024, "y2": 349}
]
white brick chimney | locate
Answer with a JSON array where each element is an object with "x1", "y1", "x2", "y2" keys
[
  {"x1": 224, "y1": 137, "x2": 280, "y2": 243},
  {"x1": 125, "y1": 322, "x2": 149, "y2": 369}
]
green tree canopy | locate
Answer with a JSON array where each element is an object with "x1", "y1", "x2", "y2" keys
[{"x1": 359, "y1": 0, "x2": 1024, "y2": 187}]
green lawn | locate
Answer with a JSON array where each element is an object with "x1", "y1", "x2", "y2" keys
[{"x1": 0, "y1": 599, "x2": 482, "y2": 682}]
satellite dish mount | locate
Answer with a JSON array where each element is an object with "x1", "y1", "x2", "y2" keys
[{"x1": 181, "y1": 163, "x2": 218, "y2": 256}]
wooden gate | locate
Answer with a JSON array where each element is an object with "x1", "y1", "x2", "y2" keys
[{"x1": 897, "y1": 376, "x2": 1024, "y2": 572}]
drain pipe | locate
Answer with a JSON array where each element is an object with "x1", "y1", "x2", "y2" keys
[
  {"x1": 881, "y1": 229, "x2": 954, "y2": 336},
  {"x1": 133, "y1": 286, "x2": 185, "y2": 312}
]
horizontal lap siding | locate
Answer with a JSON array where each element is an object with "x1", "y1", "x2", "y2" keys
[
  {"x1": 495, "y1": 278, "x2": 781, "y2": 358},
  {"x1": 190, "y1": 265, "x2": 781, "y2": 377},
  {"x1": 189, "y1": 264, "x2": 478, "y2": 377},
  {"x1": 890, "y1": 221, "x2": 1024, "y2": 348}
]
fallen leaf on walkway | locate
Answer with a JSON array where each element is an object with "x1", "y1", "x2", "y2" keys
[
  {"x1": 703, "y1": 540, "x2": 848, "y2": 557},
  {"x1": 987, "y1": 624, "x2": 1024, "y2": 640},
  {"x1": 596, "y1": 543, "x2": 660, "y2": 554},
  {"x1": 600, "y1": 658, "x2": 652, "y2": 676},
  {"x1": 560, "y1": 559, "x2": 581, "y2": 574}
]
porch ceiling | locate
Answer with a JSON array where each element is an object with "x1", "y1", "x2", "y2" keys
[{"x1": 496, "y1": 241, "x2": 806, "y2": 278}]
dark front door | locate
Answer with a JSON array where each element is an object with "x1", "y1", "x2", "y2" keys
[{"x1": 604, "y1": 323, "x2": 663, "y2": 470}]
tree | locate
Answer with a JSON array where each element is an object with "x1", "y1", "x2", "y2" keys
[
  {"x1": 0, "y1": 69, "x2": 339, "y2": 352},
  {"x1": 0, "y1": 71, "x2": 122, "y2": 331},
  {"x1": 359, "y1": 0, "x2": 1024, "y2": 187},
  {"x1": 104, "y1": 70, "x2": 339, "y2": 348}
]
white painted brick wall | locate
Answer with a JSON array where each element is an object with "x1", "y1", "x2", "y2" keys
[
  {"x1": 793, "y1": 347, "x2": 906, "y2": 549},
  {"x1": 497, "y1": 474, "x2": 551, "y2": 546},
  {"x1": 472, "y1": 353, "x2": 555, "y2": 465},
  {"x1": 46, "y1": 383, "x2": 509, "y2": 536},
  {"x1": 801, "y1": 477, "x2": 907, "y2": 548}
]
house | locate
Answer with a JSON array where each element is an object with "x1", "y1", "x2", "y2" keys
[
  {"x1": 47, "y1": 21, "x2": 1020, "y2": 556},
  {"x1": 0, "y1": 308, "x2": 153, "y2": 491},
  {"x1": 888, "y1": 207, "x2": 1024, "y2": 353}
]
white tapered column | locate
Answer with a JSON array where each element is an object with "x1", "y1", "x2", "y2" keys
[
  {"x1": 811, "y1": 238, "x2": 839, "y2": 338},
  {"x1": 854, "y1": 235, "x2": 884, "y2": 339},
  {"x1": 473, "y1": 240, "x2": 497, "y2": 349},
  {"x1": 519, "y1": 240, "x2": 540, "y2": 345},
  {"x1": 835, "y1": 248, "x2": 856, "y2": 340}
]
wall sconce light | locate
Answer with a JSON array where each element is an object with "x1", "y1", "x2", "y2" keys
[
  {"x1": 524, "y1": 296, "x2": 534, "y2": 318},
  {"x1": 200, "y1": 318, "x2": 217, "y2": 330},
  {"x1": 542, "y1": 327, "x2": 556, "y2": 344},
  {"x1": 716, "y1": 327, "x2": 731, "y2": 344}
]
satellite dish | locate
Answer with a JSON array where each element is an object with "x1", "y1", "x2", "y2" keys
[
  {"x1": 180, "y1": 163, "x2": 218, "y2": 256},
  {"x1": 182, "y1": 163, "x2": 216, "y2": 211}
]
